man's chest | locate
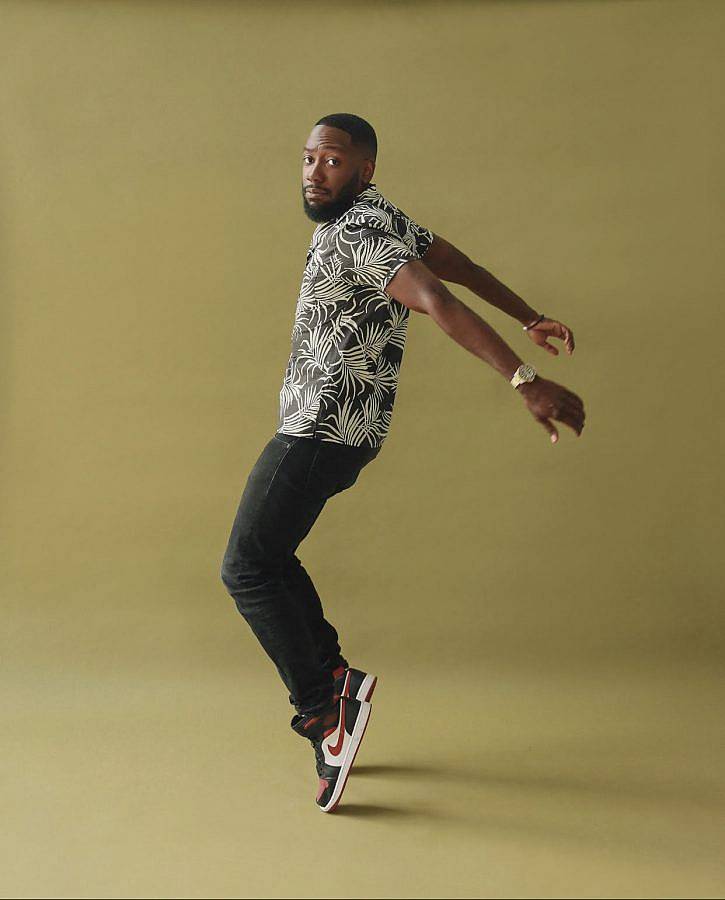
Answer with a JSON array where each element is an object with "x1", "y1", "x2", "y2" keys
[{"x1": 304, "y1": 224, "x2": 340, "y2": 283}]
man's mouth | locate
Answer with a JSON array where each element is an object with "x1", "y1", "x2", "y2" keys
[{"x1": 307, "y1": 189, "x2": 328, "y2": 197}]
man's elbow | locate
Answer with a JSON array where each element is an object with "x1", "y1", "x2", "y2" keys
[
  {"x1": 420, "y1": 284, "x2": 456, "y2": 317},
  {"x1": 422, "y1": 233, "x2": 477, "y2": 286},
  {"x1": 385, "y1": 259, "x2": 457, "y2": 315}
]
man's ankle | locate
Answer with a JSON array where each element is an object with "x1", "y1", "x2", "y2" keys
[{"x1": 295, "y1": 693, "x2": 337, "y2": 722}]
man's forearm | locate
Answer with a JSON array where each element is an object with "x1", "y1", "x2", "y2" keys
[
  {"x1": 461, "y1": 262, "x2": 539, "y2": 326},
  {"x1": 427, "y1": 291, "x2": 524, "y2": 383},
  {"x1": 423, "y1": 236, "x2": 539, "y2": 325}
]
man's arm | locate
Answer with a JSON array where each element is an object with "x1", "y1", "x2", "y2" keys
[
  {"x1": 422, "y1": 233, "x2": 540, "y2": 326},
  {"x1": 385, "y1": 258, "x2": 585, "y2": 443}
]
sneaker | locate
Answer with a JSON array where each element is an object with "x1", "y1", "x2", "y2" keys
[
  {"x1": 332, "y1": 664, "x2": 377, "y2": 702},
  {"x1": 291, "y1": 674, "x2": 372, "y2": 813}
]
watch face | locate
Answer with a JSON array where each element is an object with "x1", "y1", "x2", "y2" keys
[{"x1": 520, "y1": 364, "x2": 536, "y2": 381}]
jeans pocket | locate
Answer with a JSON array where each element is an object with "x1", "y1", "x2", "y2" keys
[{"x1": 305, "y1": 441, "x2": 375, "y2": 499}]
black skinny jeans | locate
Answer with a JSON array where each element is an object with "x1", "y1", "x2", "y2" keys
[{"x1": 220, "y1": 432, "x2": 381, "y2": 718}]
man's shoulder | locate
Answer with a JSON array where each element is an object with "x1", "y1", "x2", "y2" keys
[
  {"x1": 339, "y1": 201, "x2": 394, "y2": 233},
  {"x1": 337, "y1": 191, "x2": 432, "y2": 261},
  {"x1": 338, "y1": 194, "x2": 419, "y2": 240}
]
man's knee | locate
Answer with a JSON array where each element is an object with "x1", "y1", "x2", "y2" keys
[
  {"x1": 220, "y1": 555, "x2": 235, "y2": 590},
  {"x1": 220, "y1": 547, "x2": 285, "y2": 592},
  {"x1": 220, "y1": 552, "x2": 252, "y2": 592}
]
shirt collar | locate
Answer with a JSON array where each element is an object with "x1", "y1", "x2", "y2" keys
[
  {"x1": 313, "y1": 182, "x2": 382, "y2": 238},
  {"x1": 353, "y1": 181, "x2": 381, "y2": 205}
]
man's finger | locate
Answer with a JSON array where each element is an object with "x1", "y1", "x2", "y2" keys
[
  {"x1": 549, "y1": 323, "x2": 575, "y2": 355},
  {"x1": 562, "y1": 400, "x2": 585, "y2": 427},
  {"x1": 538, "y1": 415, "x2": 559, "y2": 444},
  {"x1": 553, "y1": 322, "x2": 575, "y2": 353},
  {"x1": 563, "y1": 395, "x2": 585, "y2": 417},
  {"x1": 565, "y1": 390, "x2": 583, "y2": 408},
  {"x1": 555, "y1": 406, "x2": 584, "y2": 435},
  {"x1": 564, "y1": 388, "x2": 584, "y2": 408}
]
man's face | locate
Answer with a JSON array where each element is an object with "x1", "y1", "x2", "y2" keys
[{"x1": 301, "y1": 124, "x2": 374, "y2": 223}]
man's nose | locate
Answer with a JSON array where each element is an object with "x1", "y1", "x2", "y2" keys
[{"x1": 307, "y1": 160, "x2": 327, "y2": 185}]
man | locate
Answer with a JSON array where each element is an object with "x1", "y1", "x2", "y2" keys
[{"x1": 220, "y1": 113, "x2": 585, "y2": 813}]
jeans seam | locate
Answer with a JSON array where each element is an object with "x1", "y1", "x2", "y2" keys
[
  {"x1": 303, "y1": 444, "x2": 323, "y2": 494},
  {"x1": 262, "y1": 439, "x2": 297, "y2": 502}
]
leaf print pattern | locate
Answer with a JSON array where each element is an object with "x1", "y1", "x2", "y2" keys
[{"x1": 278, "y1": 182, "x2": 433, "y2": 448}]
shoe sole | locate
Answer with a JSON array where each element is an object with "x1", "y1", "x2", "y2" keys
[{"x1": 318, "y1": 700, "x2": 372, "y2": 813}]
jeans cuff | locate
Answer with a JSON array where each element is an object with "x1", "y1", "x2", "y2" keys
[
  {"x1": 294, "y1": 692, "x2": 336, "y2": 720},
  {"x1": 323, "y1": 653, "x2": 349, "y2": 674}
]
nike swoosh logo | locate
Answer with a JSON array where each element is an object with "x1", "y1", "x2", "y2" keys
[{"x1": 327, "y1": 698, "x2": 346, "y2": 757}]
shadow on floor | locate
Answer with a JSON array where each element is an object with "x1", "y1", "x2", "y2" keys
[
  {"x1": 352, "y1": 749, "x2": 725, "y2": 812},
  {"x1": 339, "y1": 755, "x2": 724, "y2": 867}
]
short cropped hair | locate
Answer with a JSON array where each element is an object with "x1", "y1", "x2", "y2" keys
[{"x1": 314, "y1": 113, "x2": 377, "y2": 161}]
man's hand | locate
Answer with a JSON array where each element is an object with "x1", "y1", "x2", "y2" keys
[
  {"x1": 517, "y1": 376, "x2": 585, "y2": 444},
  {"x1": 524, "y1": 316, "x2": 575, "y2": 356},
  {"x1": 384, "y1": 259, "x2": 587, "y2": 445},
  {"x1": 422, "y1": 237, "x2": 579, "y2": 350}
]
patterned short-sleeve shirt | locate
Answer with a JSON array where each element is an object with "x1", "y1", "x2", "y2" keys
[{"x1": 278, "y1": 182, "x2": 433, "y2": 448}]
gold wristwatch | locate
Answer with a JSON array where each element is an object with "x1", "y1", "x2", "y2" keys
[{"x1": 510, "y1": 363, "x2": 537, "y2": 390}]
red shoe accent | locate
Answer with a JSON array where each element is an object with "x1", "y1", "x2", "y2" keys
[
  {"x1": 302, "y1": 715, "x2": 320, "y2": 731},
  {"x1": 323, "y1": 705, "x2": 372, "y2": 813},
  {"x1": 316, "y1": 779, "x2": 329, "y2": 802},
  {"x1": 332, "y1": 665, "x2": 346, "y2": 680},
  {"x1": 364, "y1": 676, "x2": 378, "y2": 702},
  {"x1": 327, "y1": 698, "x2": 347, "y2": 757}
]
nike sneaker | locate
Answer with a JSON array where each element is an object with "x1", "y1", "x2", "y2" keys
[
  {"x1": 291, "y1": 673, "x2": 372, "y2": 813},
  {"x1": 332, "y1": 664, "x2": 377, "y2": 702}
]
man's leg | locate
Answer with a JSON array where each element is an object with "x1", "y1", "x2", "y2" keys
[
  {"x1": 281, "y1": 438, "x2": 381, "y2": 682},
  {"x1": 281, "y1": 553, "x2": 349, "y2": 677},
  {"x1": 220, "y1": 434, "x2": 337, "y2": 717}
]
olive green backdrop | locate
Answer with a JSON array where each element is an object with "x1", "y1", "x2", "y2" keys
[{"x1": 2, "y1": 1, "x2": 723, "y2": 898}]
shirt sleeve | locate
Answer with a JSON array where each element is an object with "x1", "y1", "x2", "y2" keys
[
  {"x1": 410, "y1": 219, "x2": 435, "y2": 259},
  {"x1": 338, "y1": 224, "x2": 428, "y2": 293}
]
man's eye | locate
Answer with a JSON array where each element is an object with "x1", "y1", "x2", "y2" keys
[{"x1": 302, "y1": 155, "x2": 339, "y2": 166}]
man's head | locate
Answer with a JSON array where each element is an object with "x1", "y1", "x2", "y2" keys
[{"x1": 301, "y1": 113, "x2": 377, "y2": 223}]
